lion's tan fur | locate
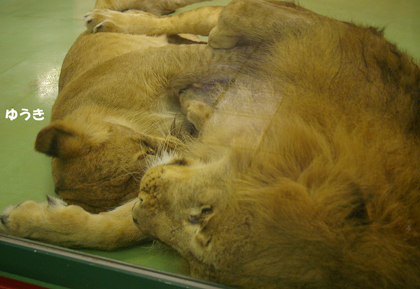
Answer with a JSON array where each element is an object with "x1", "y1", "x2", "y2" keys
[
  {"x1": 35, "y1": 31, "x2": 184, "y2": 213},
  {"x1": 94, "y1": 0, "x2": 210, "y2": 15},
  {"x1": 2, "y1": 0, "x2": 420, "y2": 288},
  {"x1": 132, "y1": 1, "x2": 420, "y2": 288},
  {"x1": 1, "y1": 1, "x2": 251, "y2": 248},
  {"x1": 33, "y1": 5, "x2": 232, "y2": 213}
]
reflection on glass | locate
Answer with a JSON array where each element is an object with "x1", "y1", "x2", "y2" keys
[
  {"x1": 1, "y1": 0, "x2": 420, "y2": 288},
  {"x1": 36, "y1": 67, "x2": 60, "y2": 103}
]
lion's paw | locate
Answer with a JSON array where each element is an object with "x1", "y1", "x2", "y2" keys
[
  {"x1": 181, "y1": 97, "x2": 213, "y2": 131},
  {"x1": 84, "y1": 9, "x2": 158, "y2": 34},
  {"x1": 208, "y1": 26, "x2": 240, "y2": 49},
  {"x1": 186, "y1": 101, "x2": 213, "y2": 131},
  {"x1": 179, "y1": 87, "x2": 216, "y2": 131},
  {"x1": 85, "y1": 9, "x2": 123, "y2": 33},
  {"x1": 0, "y1": 196, "x2": 68, "y2": 239}
]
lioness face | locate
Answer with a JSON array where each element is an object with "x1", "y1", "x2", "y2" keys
[
  {"x1": 37, "y1": 119, "x2": 184, "y2": 213},
  {"x1": 52, "y1": 126, "x2": 153, "y2": 212}
]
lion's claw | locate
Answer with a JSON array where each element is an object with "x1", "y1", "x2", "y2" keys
[{"x1": 84, "y1": 9, "x2": 157, "y2": 34}]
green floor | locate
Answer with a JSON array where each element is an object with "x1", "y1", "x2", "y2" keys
[{"x1": 0, "y1": 0, "x2": 419, "y2": 285}]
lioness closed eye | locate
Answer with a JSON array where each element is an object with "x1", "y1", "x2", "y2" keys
[{"x1": 2, "y1": 0, "x2": 420, "y2": 288}]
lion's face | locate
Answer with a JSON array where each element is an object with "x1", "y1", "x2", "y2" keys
[
  {"x1": 132, "y1": 154, "x2": 244, "y2": 264},
  {"x1": 132, "y1": 155, "x2": 231, "y2": 243},
  {"x1": 132, "y1": 150, "x2": 308, "y2": 286},
  {"x1": 51, "y1": 124, "x2": 154, "y2": 213}
]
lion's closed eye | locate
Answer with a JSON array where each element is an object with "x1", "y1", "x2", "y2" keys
[
  {"x1": 145, "y1": 147, "x2": 155, "y2": 155},
  {"x1": 134, "y1": 147, "x2": 155, "y2": 161},
  {"x1": 201, "y1": 205, "x2": 213, "y2": 215},
  {"x1": 168, "y1": 158, "x2": 188, "y2": 166}
]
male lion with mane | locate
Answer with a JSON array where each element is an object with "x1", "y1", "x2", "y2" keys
[{"x1": 2, "y1": 0, "x2": 420, "y2": 288}]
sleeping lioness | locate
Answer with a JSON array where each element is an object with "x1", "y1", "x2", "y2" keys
[
  {"x1": 32, "y1": 1, "x2": 230, "y2": 214},
  {"x1": 2, "y1": 0, "x2": 420, "y2": 288},
  {"x1": 0, "y1": 0, "x2": 252, "y2": 248}
]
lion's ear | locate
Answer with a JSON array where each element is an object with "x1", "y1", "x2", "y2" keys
[{"x1": 35, "y1": 120, "x2": 91, "y2": 159}]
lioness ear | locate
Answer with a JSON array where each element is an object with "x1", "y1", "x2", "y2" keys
[{"x1": 35, "y1": 120, "x2": 91, "y2": 159}]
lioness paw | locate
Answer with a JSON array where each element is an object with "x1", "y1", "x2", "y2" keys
[
  {"x1": 1, "y1": 197, "x2": 148, "y2": 249},
  {"x1": 84, "y1": 9, "x2": 158, "y2": 34},
  {"x1": 180, "y1": 88, "x2": 214, "y2": 131},
  {"x1": 185, "y1": 100, "x2": 213, "y2": 131},
  {"x1": 0, "y1": 196, "x2": 68, "y2": 239},
  {"x1": 85, "y1": 9, "x2": 121, "y2": 33}
]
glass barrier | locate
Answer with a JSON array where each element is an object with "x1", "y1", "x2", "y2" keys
[{"x1": 1, "y1": 0, "x2": 419, "y2": 288}]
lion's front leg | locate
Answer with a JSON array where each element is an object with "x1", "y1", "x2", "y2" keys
[
  {"x1": 85, "y1": 6, "x2": 223, "y2": 36},
  {"x1": 93, "y1": 0, "x2": 210, "y2": 15},
  {"x1": 0, "y1": 197, "x2": 147, "y2": 250},
  {"x1": 85, "y1": 9, "x2": 159, "y2": 34}
]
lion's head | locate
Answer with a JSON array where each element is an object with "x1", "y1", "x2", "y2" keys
[{"x1": 35, "y1": 106, "x2": 187, "y2": 213}]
